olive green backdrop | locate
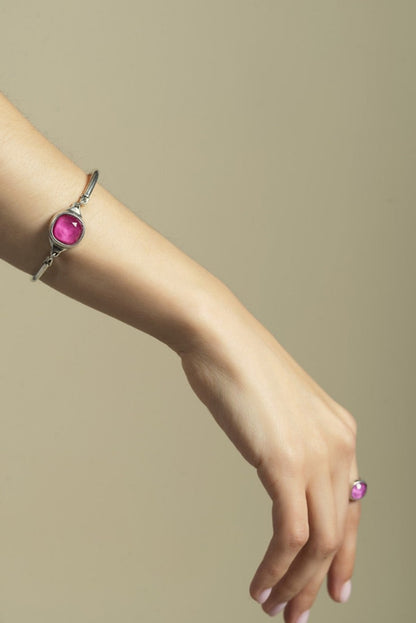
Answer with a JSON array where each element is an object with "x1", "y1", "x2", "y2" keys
[{"x1": 0, "y1": 1, "x2": 414, "y2": 622}]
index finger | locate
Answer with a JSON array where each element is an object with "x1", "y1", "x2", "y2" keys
[{"x1": 249, "y1": 478, "x2": 309, "y2": 603}]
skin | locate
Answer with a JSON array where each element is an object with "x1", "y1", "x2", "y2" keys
[
  {"x1": 0, "y1": 91, "x2": 362, "y2": 622},
  {"x1": 179, "y1": 300, "x2": 360, "y2": 620}
]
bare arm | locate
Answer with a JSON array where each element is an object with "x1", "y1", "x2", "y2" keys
[
  {"x1": 0, "y1": 92, "x2": 362, "y2": 623},
  {"x1": 0, "y1": 91, "x2": 228, "y2": 353}
]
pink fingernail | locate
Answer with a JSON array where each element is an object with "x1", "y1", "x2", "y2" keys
[
  {"x1": 296, "y1": 610, "x2": 310, "y2": 623},
  {"x1": 340, "y1": 579, "x2": 352, "y2": 603},
  {"x1": 268, "y1": 602, "x2": 287, "y2": 616},
  {"x1": 257, "y1": 587, "x2": 272, "y2": 604}
]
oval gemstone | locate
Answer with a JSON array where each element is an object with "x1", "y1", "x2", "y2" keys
[
  {"x1": 52, "y1": 213, "x2": 84, "y2": 245},
  {"x1": 351, "y1": 481, "x2": 367, "y2": 500}
]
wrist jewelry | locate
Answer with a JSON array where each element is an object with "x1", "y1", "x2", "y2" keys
[{"x1": 32, "y1": 170, "x2": 99, "y2": 281}]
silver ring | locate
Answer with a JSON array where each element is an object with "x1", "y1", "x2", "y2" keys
[{"x1": 349, "y1": 479, "x2": 367, "y2": 501}]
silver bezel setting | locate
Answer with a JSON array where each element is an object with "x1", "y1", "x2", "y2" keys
[
  {"x1": 349, "y1": 479, "x2": 367, "y2": 502},
  {"x1": 48, "y1": 207, "x2": 85, "y2": 250},
  {"x1": 32, "y1": 170, "x2": 98, "y2": 281}
]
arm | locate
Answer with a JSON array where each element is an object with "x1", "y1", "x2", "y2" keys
[
  {"x1": 0, "y1": 91, "x2": 225, "y2": 353},
  {"x1": 0, "y1": 92, "x2": 361, "y2": 622}
]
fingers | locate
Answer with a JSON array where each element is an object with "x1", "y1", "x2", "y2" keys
[
  {"x1": 326, "y1": 456, "x2": 362, "y2": 602},
  {"x1": 259, "y1": 471, "x2": 346, "y2": 620},
  {"x1": 249, "y1": 477, "x2": 309, "y2": 604},
  {"x1": 249, "y1": 413, "x2": 362, "y2": 618},
  {"x1": 280, "y1": 501, "x2": 360, "y2": 622},
  {"x1": 281, "y1": 560, "x2": 332, "y2": 623},
  {"x1": 327, "y1": 497, "x2": 361, "y2": 602}
]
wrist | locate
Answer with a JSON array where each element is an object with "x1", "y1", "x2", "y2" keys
[
  {"x1": 172, "y1": 271, "x2": 263, "y2": 358},
  {"x1": 165, "y1": 270, "x2": 236, "y2": 356}
]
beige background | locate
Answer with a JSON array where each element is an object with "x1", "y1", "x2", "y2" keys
[{"x1": 0, "y1": 1, "x2": 414, "y2": 622}]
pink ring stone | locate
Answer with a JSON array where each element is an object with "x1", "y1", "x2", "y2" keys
[
  {"x1": 52, "y1": 213, "x2": 84, "y2": 245},
  {"x1": 350, "y1": 480, "x2": 367, "y2": 501}
]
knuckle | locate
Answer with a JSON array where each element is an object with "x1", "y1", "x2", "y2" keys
[
  {"x1": 339, "y1": 406, "x2": 358, "y2": 439},
  {"x1": 287, "y1": 523, "x2": 310, "y2": 550},
  {"x1": 332, "y1": 419, "x2": 356, "y2": 459},
  {"x1": 265, "y1": 561, "x2": 285, "y2": 580},
  {"x1": 310, "y1": 531, "x2": 340, "y2": 558},
  {"x1": 342, "y1": 427, "x2": 357, "y2": 457}
]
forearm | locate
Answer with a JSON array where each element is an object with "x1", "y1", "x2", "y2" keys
[
  {"x1": 0, "y1": 92, "x2": 233, "y2": 353},
  {"x1": 0, "y1": 95, "x2": 362, "y2": 620}
]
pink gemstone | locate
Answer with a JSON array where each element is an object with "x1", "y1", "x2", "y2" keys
[
  {"x1": 52, "y1": 213, "x2": 84, "y2": 245},
  {"x1": 351, "y1": 481, "x2": 367, "y2": 500}
]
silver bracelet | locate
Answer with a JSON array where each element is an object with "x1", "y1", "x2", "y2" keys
[{"x1": 32, "y1": 170, "x2": 99, "y2": 281}]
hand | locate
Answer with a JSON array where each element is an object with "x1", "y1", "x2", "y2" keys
[{"x1": 178, "y1": 289, "x2": 361, "y2": 621}]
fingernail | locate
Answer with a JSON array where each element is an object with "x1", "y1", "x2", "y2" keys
[
  {"x1": 296, "y1": 610, "x2": 310, "y2": 623},
  {"x1": 257, "y1": 587, "x2": 272, "y2": 604},
  {"x1": 268, "y1": 602, "x2": 287, "y2": 616},
  {"x1": 340, "y1": 579, "x2": 352, "y2": 603}
]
